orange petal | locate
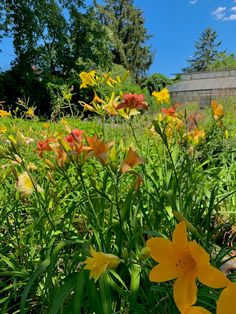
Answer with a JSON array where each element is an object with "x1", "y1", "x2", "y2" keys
[
  {"x1": 217, "y1": 283, "x2": 236, "y2": 314},
  {"x1": 173, "y1": 221, "x2": 188, "y2": 250},
  {"x1": 146, "y1": 237, "x2": 174, "y2": 262},
  {"x1": 197, "y1": 265, "x2": 230, "y2": 288},
  {"x1": 188, "y1": 241, "x2": 209, "y2": 266},
  {"x1": 173, "y1": 269, "x2": 197, "y2": 312},
  {"x1": 149, "y1": 263, "x2": 178, "y2": 282}
]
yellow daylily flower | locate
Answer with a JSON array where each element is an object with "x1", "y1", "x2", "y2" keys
[
  {"x1": 146, "y1": 221, "x2": 230, "y2": 312},
  {"x1": 16, "y1": 172, "x2": 43, "y2": 196},
  {"x1": 83, "y1": 247, "x2": 121, "y2": 282},
  {"x1": 103, "y1": 73, "x2": 117, "y2": 87},
  {"x1": 0, "y1": 109, "x2": 11, "y2": 117},
  {"x1": 118, "y1": 108, "x2": 140, "y2": 120},
  {"x1": 0, "y1": 126, "x2": 7, "y2": 133},
  {"x1": 25, "y1": 107, "x2": 35, "y2": 117},
  {"x1": 152, "y1": 88, "x2": 170, "y2": 104},
  {"x1": 79, "y1": 70, "x2": 97, "y2": 89},
  {"x1": 217, "y1": 282, "x2": 236, "y2": 314}
]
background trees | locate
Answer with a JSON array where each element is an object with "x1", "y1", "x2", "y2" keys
[
  {"x1": 95, "y1": 0, "x2": 153, "y2": 80},
  {"x1": 0, "y1": 0, "x2": 154, "y2": 116},
  {"x1": 0, "y1": 0, "x2": 114, "y2": 115},
  {"x1": 183, "y1": 27, "x2": 222, "y2": 73},
  {"x1": 207, "y1": 52, "x2": 236, "y2": 71}
]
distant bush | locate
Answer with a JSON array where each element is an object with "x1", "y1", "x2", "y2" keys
[{"x1": 141, "y1": 73, "x2": 173, "y2": 94}]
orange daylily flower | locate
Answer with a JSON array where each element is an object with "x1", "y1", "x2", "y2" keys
[
  {"x1": 49, "y1": 142, "x2": 68, "y2": 168},
  {"x1": 211, "y1": 100, "x2": 224, "y2": 120},
  {"x1": 161, "y1": 107, "x2": 176, "y2": 116},
  {"x1": 37, "y1": 138, "x2": 57, "y2": 157},
  {"x1": 188, "y1": 129, "x2": 205, "y2": 145},
  {"x1": 64, "y1": 129, "x2": 84, "y2": 146},
  {"x1": 161, "y1": 103, "x2": 179, "y2": 117},
  {"x1": 120, "y1": 147, "x2": 145, "y2": 174},
  {"x1": 146, "y1": 221, "x2": 230, "y2": 312},
  {"x1": 86, "y1": 135, "x2": 114, "y2": 164},
  {"x1": 83, "y1": 247, "x2": 121, "y2": 282},
  {"x1": 217, "y1": 282, "x2": 236, "y2": 314},
  {"x1": 64, "y1": 129, "x2": 92, "y2": 161}
]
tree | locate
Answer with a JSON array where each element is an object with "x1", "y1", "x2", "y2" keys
[
  {"x1": 0, "y1": 0, "x2": 113, "y2": 114},
  {"x1": 95, "y1": 0, "x2": 153, "y2": 80},
  {"x1": 141, "y1": 73, "x2": 173, "y2": 94},
  {"x1": 0, "y1": 0, "x2": 111, "y2": 75},
  {"x1": 207, "y1": 52, "x2": 236, "y2": 71},
  {"x1": 183, "y1": 27, "x2": 222, "y2": 73}
]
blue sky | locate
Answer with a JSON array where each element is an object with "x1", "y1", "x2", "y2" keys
[{"x1": 1, "y1": 0, "x2": 236, "y2": 77}]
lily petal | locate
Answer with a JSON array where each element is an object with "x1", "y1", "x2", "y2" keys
[
  {"x1": 184, "y1": 306, "x2": 212, "y2": 314},
  {"x1": 146, "y1": 237, "x2": 174, "y2": 262},
  {"x1": 173, "y1": 269, "x2": 197, "y2": 312},
  {"x1": 197, "y1": 265, "x2": 230, "y2": 288},
  {"x1": 189, "y1": 241, "x2": 209, "y2": 266},
  {"x1": 217, "y1": 283, "x2": 236, "y2": 314},
  {"x1": 173, "y1": 221, "x2": 188, "y2": 250},
  {"x1": 149, "y1": 263, "x2": 178, "y2": 282}
]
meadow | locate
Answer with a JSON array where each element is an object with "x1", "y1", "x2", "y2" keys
[{"x1": 0, "y1": 71, "x2": 236, "y2": 313}]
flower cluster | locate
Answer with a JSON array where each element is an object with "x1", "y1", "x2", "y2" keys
[{"x1": 79, "y1": 70, "x2": 149, "y2": 119}]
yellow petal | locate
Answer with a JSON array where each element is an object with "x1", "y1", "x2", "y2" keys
[
  {"x1": 149, "y1": 263, "x2": 178, "y2": 282},
  {"x1": 173, "y1": 221, "x2": 188, "y2": 250},
  {"x1": 189, "y1": 241, "x2": 209, "y2": 266},
  {"x1": 197, "y1": 265, "x2": 230, "y2": 288},
  {"x1": 217, "y1": 283, "x2": 236, "y2": 314},
  {"x1": 173, "y1": 269, "x2": 197, "y2": 312},
  {"x1": 146, "y1": 238, "x2": 174, "y2": 262},
  {"x1": 184, "y1": 306, "x2": 212, "y2": 314}
]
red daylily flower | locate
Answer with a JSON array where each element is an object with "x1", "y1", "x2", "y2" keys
[{"x1": 116, "y1": 94, "x2": 148, "y2": 111}]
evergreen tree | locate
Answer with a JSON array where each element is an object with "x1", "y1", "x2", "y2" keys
[
  {"x1": 95, "y1": 0, "x2": 153, "y2": 80},
  {"x1": 183, "y1": 27, "x2": 222, "y2": 73}
]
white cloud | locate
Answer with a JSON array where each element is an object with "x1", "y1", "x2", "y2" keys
[
  {"x1": 214, "y1": 4, "x2": 236, "y2": 21},
  {"x1": 211, "y1": 6, "x2": 226, "y2": 20},
  {"x1": 189, "y1": 0, "x2": 198, "y2": 4},
  {"x1": 224, "y1": 14, "x2": 236, "y2": 21}
]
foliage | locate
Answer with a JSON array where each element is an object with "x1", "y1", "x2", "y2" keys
[
  {"x1": 0, "y1": 0, "x2": 112, "y2": 74},
  {"x1": 0, "y1": 87, "x2": 236, "y2": 312},
  {"x1": 0, "y1": 64, "x2": 51, "y2": 116},
  {"x1": 95, "y1": 0, "x2": 153, "y2": 80},
  {"x1": 207, "y1": 52, "x2": 236, "y2": 71},
  {"x1": 183, "y1": 27, "x2": 222, "y2": 73},
  {"x1": 141, "y1": 73, "x2": 173, "y2": 94}
]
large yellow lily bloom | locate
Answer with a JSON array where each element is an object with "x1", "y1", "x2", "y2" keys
[
  {"x1": 147, "y1": 221, "x2": 230, "y2": 312},
  {"x1": 217, "y1": 283, "x2": 236, "y2": 313}
]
